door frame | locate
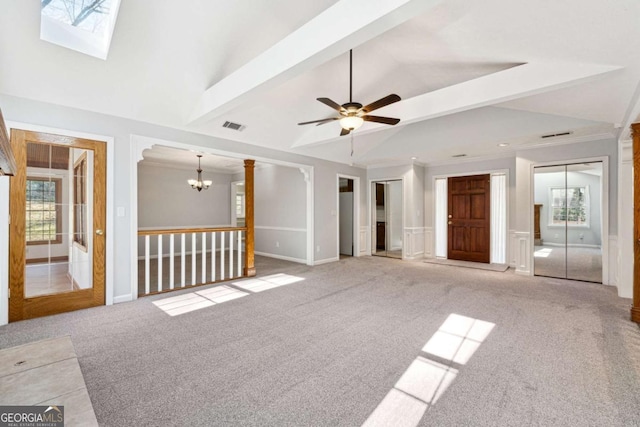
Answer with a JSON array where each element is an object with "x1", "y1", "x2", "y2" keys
[
  {"x1": 432, "y1": 168, "x2": 510, "y2": 263},
  {"x1": 1, "y1": 121, "x2": 114, "y2": 324},
  {"x1": 529, "y1": 156, "x2": 609, "y2": 284},
  {"x1": 336, "y1": 174, "x2": 360, "y2": 258},
  {"x1": 368, "y1": 176, "x2": 405, "y2": 259}
]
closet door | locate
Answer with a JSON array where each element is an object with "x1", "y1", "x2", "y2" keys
[
  {"x1": 565, "y1": 162, "x2": 602, "y2": 283},
  {"x1": 533, "y1": 165, "x2": 567, "y2": 279}
]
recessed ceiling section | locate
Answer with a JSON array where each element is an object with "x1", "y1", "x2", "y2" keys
[
  {"x1": 141, "y1": 146, "x2": 245, "y2": 175},
  {"x1": 40, "y1": 0, "x2": 122, "y2": 60}
]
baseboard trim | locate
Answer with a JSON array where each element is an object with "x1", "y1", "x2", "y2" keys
[
  {"x1": 254, "y1": 251, "x2": 306, "y2": 264},
  {"x1": 631, "y1": 306, "x2": 640, "y2": 323},
  {"x1": 314, "y1": 257, "x2": 339, "y2": 265},
  {"x1": 113, "y1": 294, "x2": 133, "y2": 304}
]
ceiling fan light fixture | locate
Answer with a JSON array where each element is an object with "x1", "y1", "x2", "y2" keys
[{"x1": 339, "y1": 115, "x2": 364, "y2": 131}]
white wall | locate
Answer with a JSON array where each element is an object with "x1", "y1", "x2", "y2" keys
[
  {"x1": 533, "y1": 171, "x2": 602, "y2": 246},
  {"x1": 235, "y1": 164, "x2": 308, "y2": 262},
  {"x1": 138, "y1": 162, "x2": 232, "y2": 228}
]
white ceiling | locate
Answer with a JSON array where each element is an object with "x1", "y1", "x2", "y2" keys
[
  {"x1": 140, "y1": 146, "x2": 245, "y2": 174},
  {"x1": 1, "y1": 0, "x2": 639, "y2": 167}
]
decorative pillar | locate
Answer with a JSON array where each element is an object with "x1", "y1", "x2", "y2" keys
[
  {"x1": 244, "y1": 159, "x2": 256, "y2": 277},
  {"x1": 632, "y1": 124, "x2": 640, "y2": 323}
]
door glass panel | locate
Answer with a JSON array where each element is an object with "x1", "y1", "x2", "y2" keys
[
  {"x1": 374, "y1": 182, "x2": 386, "y2": 256},
  {"x1": 23, "y1": 142, "x2": 94, "y2": 297},
  {"x1": 566, "y1": 162, "x2": 602, "y2": 282},
  {"x1": 386, "y1": 180, "x2": 403, "y2": 259},
  {"x1": 373, "y1": 180, "x2": 402, "y2": 259},
  {"x1": 533, "y1": 165, "x2": 567, "y2": 278}
]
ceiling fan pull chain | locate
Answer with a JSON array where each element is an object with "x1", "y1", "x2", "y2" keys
[{"x1": 350, "y1": 133, "x2": 354, "y2": 158}]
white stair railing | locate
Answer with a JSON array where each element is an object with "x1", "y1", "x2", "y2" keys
[{"x1": 138, "y1": 227, "x2": 246, "y2": 296}]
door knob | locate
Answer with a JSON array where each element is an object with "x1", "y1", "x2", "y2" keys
[
  {"x1": 96, "y1": 229, "x2": 104, "y2": 236},
  {"x1": 448, "y1": 214, "x2": 452, "y2": 218},
  {"x1": 448, "y1": 221, "x2": 453, "y2": 225}
]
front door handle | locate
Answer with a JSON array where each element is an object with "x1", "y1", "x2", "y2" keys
[
  {"x1": 448, "y1": 221, "x2": 453, "y2": 225},
  {"x1": 96, "y1": 229, "x2": 104, "y2": 236}
]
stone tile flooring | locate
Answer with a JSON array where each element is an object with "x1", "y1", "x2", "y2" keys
[{"x1": 0, "y1": 336, "x2": 98, "y2": 426}]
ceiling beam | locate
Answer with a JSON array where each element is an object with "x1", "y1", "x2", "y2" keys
[
  {"x1": 292, "y1": 61, "x2": 623, "y2": 148},
  {"x1": 187, "y1": 0, "x2": 444, "y2": 126}
]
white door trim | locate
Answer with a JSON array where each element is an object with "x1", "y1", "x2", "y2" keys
[{"x1": 336, "y1": 174, "x2": 361, "y2": 258}]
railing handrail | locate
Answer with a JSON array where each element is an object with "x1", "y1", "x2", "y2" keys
[{"x1": 138, "y1": 226, "x2": 247, "y2": 236}]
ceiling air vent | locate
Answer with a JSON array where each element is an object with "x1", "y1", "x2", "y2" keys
[
  {"x1": 452, "y1": 154, "x2": 467, "y2": 158},
  {"x1": 541, "y1": 131, "x2": 572, "y2": 139},
  {"x1": 222, "y1": 121, "x2": 245, "y2": 132}
]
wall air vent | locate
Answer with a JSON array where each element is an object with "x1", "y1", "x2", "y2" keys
[
  {"x1": 452, "y1": 154, "x2": 467, "y2": 158},
  {"x1": 222, "y1": 121, "x2": 245, "y2": 131},
  {"x1": 541, "y1": 131, "x2": 572, "y2": 139}
]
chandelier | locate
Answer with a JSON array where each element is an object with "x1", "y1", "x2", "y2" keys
[{"x1": 187, "y1": 154, "x2": 212, "y2": 191}]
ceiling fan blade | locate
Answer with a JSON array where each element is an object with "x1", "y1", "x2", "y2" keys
[
  {"x1": 362, "y1": 94, "x2": 401, "y2": 113},
  {"x1": 363, "y1": 115, "x2": 400, "y2": 125},
  {"x1": 298, "y1": 117, "x2": 339, "y2": 126},
  {"x1": 340, "y1": 128, "x2": 351, "y2": 136},
  {"x1": 317, "y1": 98, "x2": 345, "y2": 112}
]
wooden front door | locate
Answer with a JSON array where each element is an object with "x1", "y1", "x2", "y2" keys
[
  {"x1": 9, "y1": 130, "x2": 106, "y2": 321},
  {"x1": 447, "y1": 174, "x2": 491, "y2": 263}
]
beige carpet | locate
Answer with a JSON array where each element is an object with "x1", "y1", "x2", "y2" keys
[{"x1": 0, "y1": 255, "x2": 638, "y2": 426}]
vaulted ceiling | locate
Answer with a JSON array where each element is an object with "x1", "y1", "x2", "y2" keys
[{"x1": 1, "y1": 0, "x2": 639, "y2": 167}]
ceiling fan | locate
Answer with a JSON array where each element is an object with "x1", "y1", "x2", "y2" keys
[{"x1": 298, "y1": 49, "x2": 401, "y2": 136}]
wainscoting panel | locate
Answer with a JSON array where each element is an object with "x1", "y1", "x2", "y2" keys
[
  {"x1": 424, "y1": 227, "x2": 433, "y2": 258},
  {"x1": 360, "y1": 226, "x2": 368, "y2": 255},
  {"x1": 515, "y1": 231, "x2": 531, "y2": 275},
  {"x1": 404, "y1": 227, "x2": 425, "y2": 260},
  {"x1": 509, "y1": 230, "x2": 517, "y2": 268},
  {"x1": 607, "y1": 235, "x2": 617, "y2": 287}
]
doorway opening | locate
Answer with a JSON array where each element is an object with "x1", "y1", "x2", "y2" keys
[
  {"x1": 533, "y1": 162, "x2": 603, "y2": 283},
  {"x1": 339, "y1": 178, "x2": 354, "y2": 257},
  {"x1": 372, "y1": 180, "x2": 402, "y2": 259}
]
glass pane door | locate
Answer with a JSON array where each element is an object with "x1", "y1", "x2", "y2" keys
[
  {"x1": 24, "y1": 142, "x2": 94, "y2": 297},
  {"x1": 533, "y1": 165, "x2": 567, "y2": 278},
  {"x1": 533, "y1": 162, "x2": 603, "y2": 283},
  {"x1": 566, "y1": 162, "x2": 602, "y2": 282}
]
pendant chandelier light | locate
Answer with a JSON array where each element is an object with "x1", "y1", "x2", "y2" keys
[{"x1": 187, "y1": 154, "x2": 212, "y2": 191}]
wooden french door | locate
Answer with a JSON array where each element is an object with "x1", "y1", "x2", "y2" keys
[
  {"x1": 9, "y1": 130, "x2": 106, "y2": 321},
  {"x1": 447, "y1": 174, "x2": 491, "y2": 263}
]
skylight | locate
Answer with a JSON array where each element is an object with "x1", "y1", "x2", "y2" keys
[{"x1": 40, "y1": 0, "x2": 121, "y2": 60}]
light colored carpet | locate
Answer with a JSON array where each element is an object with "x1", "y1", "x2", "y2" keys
[
  {"x1": 424, "y1": 258, "x2": 509, "y2": 272},
  {"x1": 0, "y1": 255, "x2": 639, "y2": 426}
]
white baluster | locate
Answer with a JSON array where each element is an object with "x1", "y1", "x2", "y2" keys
[
  {"x1": 211, "y1": 232, "x2": 216, "y2": 282},
  {"x1": 229, "y1": 231, "x2": 234, "y2": 279},
  {"x1": 191, "y1": 233, "x2": 197, "y2": 285},
  {"x1": 202, "y1": 231, "x2": 207, "y2": 283},
  {"x1": 181, "y1": 233, "x2": 186, "y2": 287},
  {"x1": 169, "y1": 234, "x2": 175, "y2": 290},
  {"x1": 237, "y1": 230, "x2": 242, "y2": 277},
  {"x1": 157, "y1": 234, "x2": 163, "y2": 292},
  {"x1": 220, "y1": 231, "x2": 225, "y2": 280},
  {"x1": 144, "y1": 235, "x2": 150, "y2": 295}
]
